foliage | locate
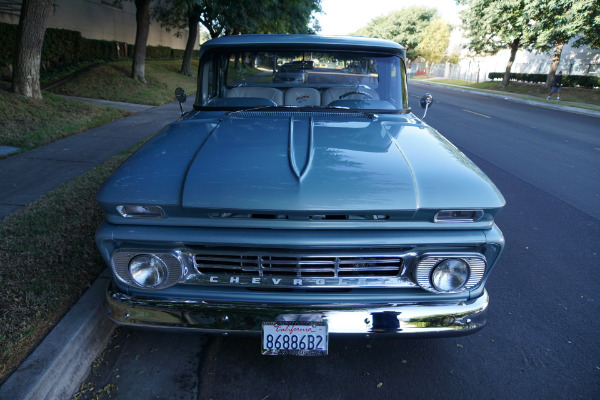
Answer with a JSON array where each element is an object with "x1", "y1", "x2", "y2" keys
[
  {"x1": 487, "y1": 72, "x2": 600, "y2": 88},
  {"x1": 153, "y1": 0, "x2": 322, "y2": 39},
  {"x1": 447, "y1": 53, "x2": 461, "y2": 65},
  {"x1": 459, "y1": 0, "x2": 536, "y2": 55},
  {"x1": 416, "y1": 19, "x2": 451, "y2": 65},
  {"x1": 525, "y1": 0, "x2": 600, "y2": 88},
  {"x1": 527, "y1": 0, "x2": 600, "y2": 52},
  {"x1": 0, "y1": 23, "x2": 17, "y2": 74},
  {"x1": 459, "y1": 0, "x2": 536, "y2": 85},
  {"x1": 353, "y1": 7, "x2": 438, "y2": 60}
]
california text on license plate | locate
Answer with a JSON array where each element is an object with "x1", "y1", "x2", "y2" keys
[{"x1": 262, "y1": 321, "x2": 328, "y2": 356}]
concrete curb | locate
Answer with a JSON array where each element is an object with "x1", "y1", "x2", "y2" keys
[
  {"x1": 409, "y1": 80, "x2": 600, "y2": 118},
  {"x1": 0, "y1": 270, "x2": 116, "y2": 400}
]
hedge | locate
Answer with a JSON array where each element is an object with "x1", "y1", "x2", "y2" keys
[
  {"x1": 488, "y1": 71, "x2": 600, "y2": 88},
  {"x1": 1, "y1": 22, "x2": 199, "y2": 76}
]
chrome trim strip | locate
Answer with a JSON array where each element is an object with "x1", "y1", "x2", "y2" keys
[
  {"x1": 106, "y1": 283, "x2": 489, "y2": 336},
  {"x1": 288, "y1": 116, "x2": 301, "y2": 180},
  {"x1": 288, "y1": 116, "x2": 314, "y2": 182}
]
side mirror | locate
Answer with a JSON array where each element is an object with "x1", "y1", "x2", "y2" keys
[
  {"x1": 419, "y1": 93, "x2": 433, "y2": 119},
  {"x1": 175, "y1": 87, "x2": 187, "y2": 116}
]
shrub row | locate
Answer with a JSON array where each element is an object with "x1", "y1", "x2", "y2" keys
[
  {"x1": 488, "y1": 72, "x2": 600, "y2": 88},
  {"x1": 1, "y1": 22, "x2": 198, "y2": 74}
]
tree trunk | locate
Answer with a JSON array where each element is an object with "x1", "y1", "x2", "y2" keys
[
  {"x1": 180, "y1": 15, "x2": 199, "y2": 77},
  {"x1": 545, "y1": 42, "x2": 565, "y2": 89},
  {"x1": 132, "y1": 0, "x2": 151, "y2": 83},
  {"x1": 11, "y1": 0, "x2": 54, "y2": 99},
  {"x1": 502, "y1": 38, "x2": 520, "y2": 87}
]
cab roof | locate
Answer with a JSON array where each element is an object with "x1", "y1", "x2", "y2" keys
[{"x1": 199, "y1": 34, "x2": 406, "y2": 59}]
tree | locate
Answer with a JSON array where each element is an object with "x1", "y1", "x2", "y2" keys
[
  {"x1": 459, "y1": 0, "x2": 535, "y2": 86},
  {"x1": 154, "y1": 0, "x2": 321, "y2": 76},
  {"x1": 353, "y1": 7, "x2": 438, "y2": 60},
  {"x1": 198, "y1": 0, "x2": 321, "y2": 36},
  {"x1": 11, "y1": 0, "x2": 54, "y2": 99},
  {"x1": 132, "y1": 0, "x2": 152, "y2": 83},
  {"x1": 527, "y1": 0, "x2": 600, "y2": 88},
  {"x1": 416, "y1": 18, "x2": 451, "y2": 73},
  {"x1": 256, "y1": 0, "x2": 322, "y2": 34},
  {"x1": 153, "y1": 0, "x2": 205, "y2": 76}
]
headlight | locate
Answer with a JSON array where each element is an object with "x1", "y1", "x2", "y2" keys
[
  {"x1": 431, "y1": 259, "x2": 469, "y2": 292},
  {"x1": 415, "y1": 253, "x2": 486, "y2": 293},
  {"x1": 129, "y1": 255, "x2": 167, "y2": 288}
]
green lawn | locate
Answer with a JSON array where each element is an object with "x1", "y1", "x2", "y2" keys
[
  {"x1": 48, "y1": 60, "x2": 199, "y2": 106},
  {"x1": 0, "y1": 145, "x2": 141, "y2": 384},
  {"x1": 413, "y1": 77, "x2": 600, "y2": 109},
  {"x1": 0, "y1": 83, "x2": 130, "y2": 153}
]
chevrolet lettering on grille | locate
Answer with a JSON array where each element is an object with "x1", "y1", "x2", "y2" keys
[{"x1": 196, "y1": 275, "x2": 418, "y2": 288}]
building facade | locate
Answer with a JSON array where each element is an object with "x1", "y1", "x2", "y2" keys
[{"x1": 0, "y1": 0, "x2": 195, "y2": 51}]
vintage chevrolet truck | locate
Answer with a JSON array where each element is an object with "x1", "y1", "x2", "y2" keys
[{"x1": 96, "y1": 34, "x2": 505, "y2": 355}]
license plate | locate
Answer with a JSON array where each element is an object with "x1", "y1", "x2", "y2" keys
[{"x1": 262, "y1": 321, "x2": 328, "y2": 356}]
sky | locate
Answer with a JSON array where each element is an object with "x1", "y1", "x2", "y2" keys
[{"x1": 316, "y1": 0, "x2": 462, "y2": 36}]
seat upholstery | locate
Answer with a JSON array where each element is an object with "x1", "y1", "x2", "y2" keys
[
  {"x1": 226, "y1": 87, "x2": 284, "y2": 105},
  {"x1": 284, "y1": 87, "x2": 321, "y2": 106},
  {"x1": 321, "y1": 87, "x2": 379, "y2": 105}
]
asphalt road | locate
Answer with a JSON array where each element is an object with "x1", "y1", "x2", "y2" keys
[{"x1": 75, "y1": 83, "x2": 600, "y2": 400}]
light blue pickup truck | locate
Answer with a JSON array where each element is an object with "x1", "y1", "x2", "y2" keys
[{"x1": 96, "y1": 34, "x2": 505, "y2": 356}]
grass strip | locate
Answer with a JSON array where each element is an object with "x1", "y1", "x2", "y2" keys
[
  {"x1": 0, "y1": 143, "x2": 141, "y2": 384},
  {"x1": 0, "y1": 83, "x2": 131, "y2": 152},
  {"x1": 411, "y1": 78, "x2": 600, "y2": 109},
  {"x1": 48, "y1": 60, "x2": 199, "y2": 106}
]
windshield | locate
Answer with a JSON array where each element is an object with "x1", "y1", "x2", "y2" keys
[{"x1": 197, "y1": 49, "x2": 408, "y2": 112}]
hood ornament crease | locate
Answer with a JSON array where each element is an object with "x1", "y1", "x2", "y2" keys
[{"x1": 288, "y1": 116, "x2": 314, "y2": 182}]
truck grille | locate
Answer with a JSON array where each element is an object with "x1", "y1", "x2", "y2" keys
[{"x1": 194, "y1": 251, "x2": 403, "y2": 278}]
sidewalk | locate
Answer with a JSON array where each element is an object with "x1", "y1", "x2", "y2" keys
[{"x1": 0, "y1": 98, "x2": 181, "y2": 220}]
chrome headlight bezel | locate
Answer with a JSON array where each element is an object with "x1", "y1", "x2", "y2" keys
[
  {"x1": 415, "y1": 253, "x2": 487, "y2": 293},
  {"x1": 111, "y1": 249, "x2": 184, "y2": 290}
]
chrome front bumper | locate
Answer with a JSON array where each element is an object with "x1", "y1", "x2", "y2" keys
[{"x1": 106, "y1": 283, "x2": 489, "y2": 337}]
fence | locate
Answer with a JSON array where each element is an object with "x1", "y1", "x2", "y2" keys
[
  {"x1": 409, "y1": 61, "x2": 490, "y2": 82},
  {"x1": 408, "y1": 60, "x2": 600, "y2": 83}
]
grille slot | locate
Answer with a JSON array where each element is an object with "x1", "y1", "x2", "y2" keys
[{"x1": 194, "y1": 252, "x2": 403, "y2": 278}]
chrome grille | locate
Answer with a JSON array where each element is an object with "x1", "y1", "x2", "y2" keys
[{"x1": 194, "y1": 251, "x2": 403, "y2": 278}]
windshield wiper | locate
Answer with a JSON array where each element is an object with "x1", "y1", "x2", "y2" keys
[
  {"x1": 225, "y1": 104, "x2": 377, "y2": 119},
  {"x1": 225, "y1": 105, "x2": 299, "y2": 116}
]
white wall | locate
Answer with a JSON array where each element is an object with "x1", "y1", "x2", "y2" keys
[{"x1": 0, "y1": 0, "x2": 198, "y2": 50}]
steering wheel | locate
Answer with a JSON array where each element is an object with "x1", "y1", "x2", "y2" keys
[{"x1": 338, "y1": 91, "x2": 374, "y2": 100}]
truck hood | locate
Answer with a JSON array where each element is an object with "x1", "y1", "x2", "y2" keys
[{"x1": 98, "y1": 113, "x2": 504, "y2": 214}]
